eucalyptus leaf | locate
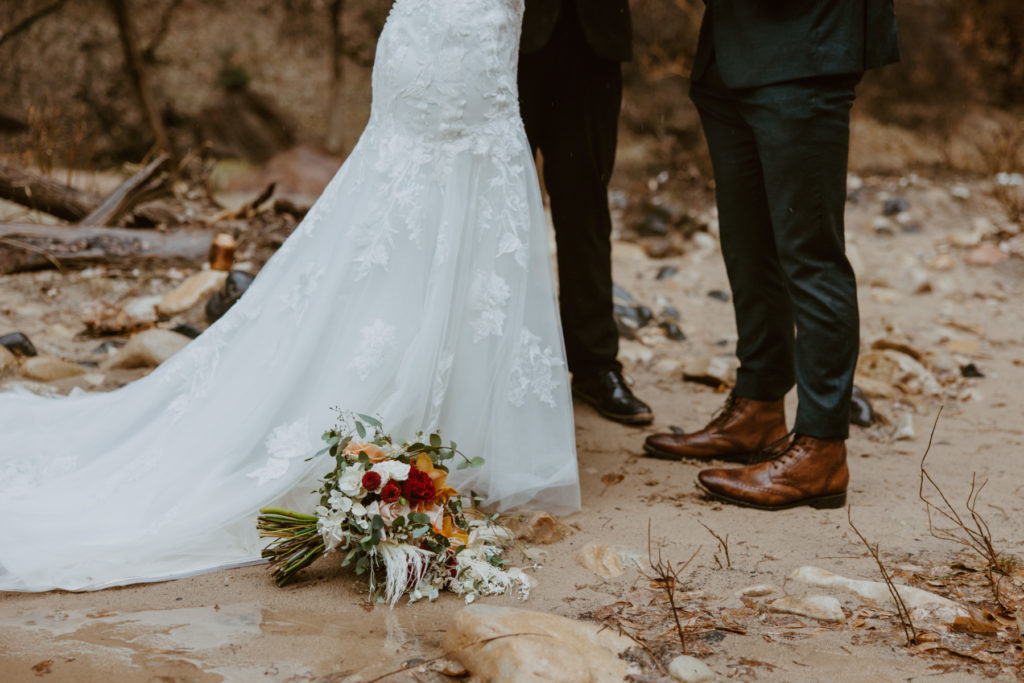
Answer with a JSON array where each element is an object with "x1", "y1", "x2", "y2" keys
[
  {"x1": 357, "y1": 413, "x2": 383, "y2": 428},
  {"x1": 355, "y1": 422, "x2": 366, "y2": 439},
  {"x1": 429, "y1": 433, "x2": 442, "y2": 448}
]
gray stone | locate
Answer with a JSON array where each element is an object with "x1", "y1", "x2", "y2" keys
[
  {"x1": 769, "y1": 595, "x2": 845, "y2": 622},
  {"x1": 157, "y1": 269, "x2": 228, "y2": 316}
]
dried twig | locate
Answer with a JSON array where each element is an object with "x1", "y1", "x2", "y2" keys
[
  {"x1": 600, "y1": 616, "x2": 668, "y2": 676},
  {"x1": 0, "y1": 0, "x2": 69, "y2": 50},
  {"x1": 848, "y1": 505, "x2": 918, "y2": 646},
  {"x1": 699, "y1": 521, "x2": 730, "y2": 569},
  {"x1": 918, "y1": 407, "x2": 1015, "y2": 609},
  {"x1": 637, "y1": 519, "x2": 701, "y2": 654}
]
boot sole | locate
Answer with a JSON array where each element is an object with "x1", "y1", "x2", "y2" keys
[
  {"x1": 642, "y1": 442, "x2": 756, "y2": 464},
  {"x1": 572, "y1": 390, "x2": 653, "y2": 426},
  {"x1": 696, "y1": 481, "x2": 847, "y2": 511}
]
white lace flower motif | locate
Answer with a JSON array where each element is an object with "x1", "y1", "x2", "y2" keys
[
  {"x1": 247, "y1": 418, "x2": 312, "y2": 485},
  {"x1": 469, "y1": 270, "x2": 511, "y2": 342},
  {"x1": 348, "y1": 319, "x2": 397, "y2": 380}
]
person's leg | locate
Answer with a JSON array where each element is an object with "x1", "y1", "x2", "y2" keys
[{"x1": 745, "y1": 74, "x2": 860, "y2": 439}]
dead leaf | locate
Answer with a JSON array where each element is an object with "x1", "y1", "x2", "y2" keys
[
  {"x1": 86, "y1": 609, "x2": 115, "y2": 618},
  {"x1": 31, "y1": 660, "x2": 53, "y2": 676},
  {"x1": 599, "y1": 473, "x2": 625, "y2": 495}
]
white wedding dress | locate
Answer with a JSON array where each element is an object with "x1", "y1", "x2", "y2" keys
[{"x1": 0, "y1": 0, "x2": 580, "y2": 592}]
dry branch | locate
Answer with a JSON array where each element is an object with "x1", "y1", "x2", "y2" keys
[
  {"x1": 80, "y1": 153, "x2": 171, "y2": 226},
  {"x1": 0, "y1": 0, "x2": 69, "y2": 50},
  {"x1": 107, "y1": 0, "x2": 173, "y2": 156},
  {"x1": 0, "y1": 159, "x2": 101, "y2": 221},
  {"x1": 638, "y1": 520, "x2": 701, "y2": 655},
  {"x1": 0, "y1": 222, "x2": 211, "y2": 274}
]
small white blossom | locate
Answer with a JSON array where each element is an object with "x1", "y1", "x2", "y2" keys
[
  {"x1": 328, "y1": 489, "x2": 354, "y2": 513},
  {"x1": 351, "y1": 502, "x2": 367, "y2": 517},
  {"x1": 317, "y1": 508, "x2": 349, "y2": 552}
]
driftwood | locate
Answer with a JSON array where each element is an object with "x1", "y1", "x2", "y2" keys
[
  {"x1": 0, "y1": 223, "x2": 212, "y2": 274},
  {"x1": 0, "y1": 0, "x2": 70, "y2": 50},
  {"x1": 80, "y1": 153, "x2": 171, "y2": 226},
  {"x1": 0, "y1": 159, "x2": 102, "y2": 221}
]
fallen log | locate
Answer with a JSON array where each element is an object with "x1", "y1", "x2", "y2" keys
[
  {"x1": 0, "y1": 160, "x2": 102, "y2": 221},
  {"x1": 80, "y1": 153, "x2": 171, "y2": 226},
  {"x1": 0, "y1": 223, "x2": 212, "y2": 274}
]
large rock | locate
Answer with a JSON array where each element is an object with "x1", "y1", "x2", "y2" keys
[
  {"x1": 156, "y1": 269, "x2": 228, "y2": 316},
  {"x1": 575, "y1": 543, "x2": 642, "y2": 579},
  {"x1": 443, "y1": 605, "x2": 636, "y2": 683},
  {"x1": 19, "y1": 356, "x2": 85, "y2": 382},
  {"x1": 769, "y1": 595, "x2": 845, "y2": 622},
  {"x1": 104, "y1": 329, "x2": 191, "y2": 370}
]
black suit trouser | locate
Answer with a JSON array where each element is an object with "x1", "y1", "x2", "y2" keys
[
  {"x1": 690, "y1": 58, "x2": 860, "y2": 439},
  {"x1": 518, "y1": 4, "x2": 622, "y2": 376}
]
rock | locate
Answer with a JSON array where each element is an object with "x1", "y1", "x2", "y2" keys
[
  {"x1": 575, "y1": 542, "x2": 641, "y2": 579},
  {"x1": 656, "y1": 265, "x2": 679, "y2": 281},
  {"x1": 871, "y1": 216, "x2": 896, "y2": 235},
  {"x1": 660, "y1": 321, "x2": 686, "y2": 341},
  {"x1": 503, "y1": 511, "x2": 573, "y2": 545},
  {"x1": 790, "y1": 566, "x2": 968, "y2": 624},
  {"x1": 668, "y1": 655, "x2": 715, "y2": 683},
  {"x1": 683, "y1": 356, "x2": 737, "y2": 388},
  {"x1": 707, "y1": 289, "x2": 730, "y2": 303},
  {"x1": 0, "y1": 345, "x2": 17, "y2": 377},
  {"x1": 104, "y1": 329, "x2": 191, "y2": 370},
  {"x1": 0, "y1": 332, "x2": 37, "y2": 357},
  {"x1": 156, "y1": 269, "x2": 228, "y2": 316},
  {"x1": 691, "y1": 230, "x2": 718, "y2": 252},
  {"x1": 928, "y1": 253, "x2": 956, "y2": 271},
  {"x1": 883, "y1": 197, "x2": 909, "y2": 216},
  {"x1": 205, "y1": 270, "x2": 256, "y2": 322},
  {"x1": 444, "y1": 604, "x2": 635, "y2": 683},
  {"x1": 92, "y1": 340, "x2": 125, "y2": 356},
  {"x1": 122, "y1": 295, "x2": 163, "y2": 324},
  {"x1": 612, "y1": 284, "x2": 637, "y2": 304},
  {"x1": 769, "y1": 595, "x2": 845, "y2": 622},
  {"x1": 849, "y1": 386, "x2": 875, "y2": 427},
  {"x1": 643, "y1": 237, "x2": 683, "y2": 259},
  {"x1": 20, "y1": 356, "x2": 85, "y2": 382},
  {"x1": 738, "y1": 584, "x2": 778, "y2": 598},
  {"x1": 892, "y1": 413, "x2": 915, "y2": 441},
  {"x1": 960, "y1": 362, "x2": 984, "y2": 378},
  {"x1": 949, "y1": 184, "x2": 971, "y2": 200},
  {"x1": 634, "y1": 206, "x2": 673, "y2": 237},
  {"x1": 172, "y1": 323, "x2": 203, "y2": 339},
  {"x1": 855, "y1": 349, "x2": 943, "y2": 397},
  {"x1": 652, "y1": 358, "x2": 683, "y2": 377},
  {"x1": 965, "y1": 243, "x2": 1007, "y2": 267},
  {"x1": 659, "y1": 305, "x2": 680, "y2": 320},
  {"x1": 846, "y1": 174, "x2": 863, "y2": 201},
  {"x1": 617, "y1": 341, "x2": 653, "y2": 366}
]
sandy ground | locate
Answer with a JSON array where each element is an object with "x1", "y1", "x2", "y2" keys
[{"x1": 1, "y1": 171, "x2": 1023, "y2": 682}]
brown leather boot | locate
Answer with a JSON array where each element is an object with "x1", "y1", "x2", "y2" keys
[
  {"x1": 696, "y1": 435, "x2": 848, "y2": 510},
  {"x1": 643, "y1": 394, "x2": 787, "y2": 463}
]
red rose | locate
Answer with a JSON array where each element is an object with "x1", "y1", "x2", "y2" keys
[
  {"x1": 380, "y1": 481, "x2": 402, "y2": 503},
  {"x1": 402, "y1": 467, "x2": 436, "y2": 505},
  {"x1": 361, "y1": 471, "x2": 382, "y2": 492}
]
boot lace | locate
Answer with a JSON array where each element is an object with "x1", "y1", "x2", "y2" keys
[{"x1": 707, "y1": 393, "x2": 742, "y2": 429}]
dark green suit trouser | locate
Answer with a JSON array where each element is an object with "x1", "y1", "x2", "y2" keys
[{"x1": 690, "y1": 57, "x2": 861, "y2": 439}]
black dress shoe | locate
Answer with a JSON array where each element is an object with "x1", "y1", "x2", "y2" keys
[{"x1": 572, "y1": 369, "x2": 654, "y2": 426}]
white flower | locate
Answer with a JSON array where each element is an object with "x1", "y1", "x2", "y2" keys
[
  {"x1": 317, "y1": 508, "x2": 349, "y2": 552},
  {"x1": 351, "y1": 502, "x2": 367, "y2": 517},
  {"x1": 328, "y1": 489, "x2": 353, "y2": 513},
  {"x1": 337, "y1": 464, "x2": 366, "y2": 497},
  {"x1": 370, "y1": 460, "x2": 411, "y2": 484}
]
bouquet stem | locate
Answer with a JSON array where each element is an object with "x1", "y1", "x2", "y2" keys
[{"x1": 258, "y1": 507, "x2": 324, "y2": 586}]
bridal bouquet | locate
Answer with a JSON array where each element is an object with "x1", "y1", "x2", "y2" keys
[{"x1": 257, "y1": 413, "x2": 531, "y2": 605}]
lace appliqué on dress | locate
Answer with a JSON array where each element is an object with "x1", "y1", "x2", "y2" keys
[
  {"x1": 507, "y1": 329, "x2": 563, "y2": 408},
  {"x1": 247, "y1": 417, "x2": 313, "y2": 485},
  {"x1": 348, "y1": 319, "x2": 398, "y2": 380},
  {"x1": 469, "y1": 271, "x2": 511, "y2": 342}
]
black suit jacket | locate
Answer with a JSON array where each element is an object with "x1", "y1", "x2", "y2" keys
[
  {"x1": 521, "y1": 0, "x2": 633, "y2": 62},
  {"x1": 692, "y1": 0, "x2": 900, "y2": 88}
]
